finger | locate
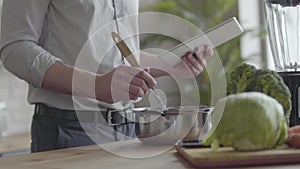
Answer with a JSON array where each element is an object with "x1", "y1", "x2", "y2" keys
[
  {"x1": 186, "y1": 52, "x2": 202, "y2": 71},
  {"x1": 129, "y1": 92, "x2": 139, "y2": 101},
  {"x1": 182, "y1": 56, "x2": 194, "y2": 69},
  {"x1": 288, "y1": 133, "x2": 300, "y2": 148},
  {"x1": 204, "y1": 45, "x2": 214, "y2": 59},
  {"x1": 144, "y1": 67, "x2": 150, "y2": 73},
  {"x1": 135, "y1": 70, "x2": 157, "y2": 88},
  {"x1": 131, "y1": 76, "x2": 149, "y2": 94},
  {"x1": 120, "y1": 66, "x2": 157, "y2": 88},
  {"x1": 129, "y1": 84, "x2": 145, "y2": 98},
  {"x1": 288, "y1": 126, "x2": 300, "y2": 135},
  {"x1": 182, "y1": 56, "x2": 201, "y2": 75},
  {"x1": 194, "y1": 47, "x2": 207, "y2": 67},
  {"x1": 110, "y1": 82, "x2": 132, "y2": 102}
]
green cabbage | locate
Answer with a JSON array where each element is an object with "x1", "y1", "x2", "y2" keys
[
  {"x1": 202, "y1": 92, "x2": 288, "y2": 151},
  {"x1": 227, "y1": 63, "x2": 292, "y2": 122},
  {"x1": 226, "y1": 63, "x2": 291, "y2": 123}
]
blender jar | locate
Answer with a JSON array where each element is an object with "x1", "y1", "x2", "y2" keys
[
  {"x1": 265, "y1": 0, "x2": 300, "y2": 126},
  {"x1": 265, "y1": 0, "x2": 300, "y2": 71}
]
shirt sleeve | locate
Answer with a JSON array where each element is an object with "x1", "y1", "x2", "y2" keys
[{"x1": 0, "y1": 0, "x2": 62, "y2": 88}]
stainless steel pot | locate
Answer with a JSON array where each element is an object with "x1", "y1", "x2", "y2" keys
[{"x1": 132, "y1": 106, "x2": 213, "y2": 145}]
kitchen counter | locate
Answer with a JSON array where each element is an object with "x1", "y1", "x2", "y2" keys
[
  {"x1": 0, "y1": 133, "x2": 30, "y2": 157},
  {"x1": 1, "y1": 139, "x2": 300, "y2": 169}
]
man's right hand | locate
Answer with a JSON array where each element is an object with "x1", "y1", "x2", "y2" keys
[{"x1": 95, "y1": 65, "x2": 157, "y2": 103}]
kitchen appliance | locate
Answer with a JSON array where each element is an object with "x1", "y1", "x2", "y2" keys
[
  {"x1": 265, "y1": 0, "x2": 300, "y2": 126},
  {"x1": 133, "y1": 106, "x2": 213, "y2": 145}
]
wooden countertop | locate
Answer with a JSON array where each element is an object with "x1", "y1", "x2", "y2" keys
[
  {"x1": 0, "y1": 133, "x2": 30, "y2": 155},
  {"x1": 1, "y1": 139, "x2": 300, "y2": 169}
]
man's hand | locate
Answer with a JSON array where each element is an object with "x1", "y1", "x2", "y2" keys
[
  {"x1": 140, "y1": 45, "x2": 214, "y2": 79},
  {"x1": 288, "y1": 125, "x2": 300, "y2": 148},
  {"x1": 173, "y1": 45, "x2": 214, "y2": 78},
  {"x1": 96, "y1": 66, "x2": 156, "y2": 103}
]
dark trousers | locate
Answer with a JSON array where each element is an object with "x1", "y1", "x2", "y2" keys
[{"x1": 31, "y1": 105, "x2": 136, "y2": 153}]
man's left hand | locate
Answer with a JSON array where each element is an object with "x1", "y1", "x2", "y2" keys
[{"x1": 171, "y1": 45, "x2": 214, "y2": 78}]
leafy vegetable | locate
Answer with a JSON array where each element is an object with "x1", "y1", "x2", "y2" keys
[
  {"x1": 227, "y1": 63, "x2": 291, "y2": 122},
  {"x1": 202, "y1": 92, "x2": 288, "y2": 151}
]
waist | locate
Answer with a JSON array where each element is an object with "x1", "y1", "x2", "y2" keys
[
  {"x1": 34, "y1": 103, "x2": 134, "y2": 126},
  {"x1": 28, "y1": 88, "x2": 133, "y2": 110}
]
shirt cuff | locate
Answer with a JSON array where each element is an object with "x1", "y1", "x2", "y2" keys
[
  {"x1": 0, "y1": 41, "x2": 62, "y2": 88},
  {"x1": 28, "y1": 46, "x2": 62, "y2": 88}
]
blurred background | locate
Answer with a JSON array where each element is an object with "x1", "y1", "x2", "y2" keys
[{"x1": 0, "y1": 0, "x2": 271, "y2": 155}]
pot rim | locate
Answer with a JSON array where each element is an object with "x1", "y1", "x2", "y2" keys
[{"x1": 132, "y1": 106, "x2": 214, "y2": 116}]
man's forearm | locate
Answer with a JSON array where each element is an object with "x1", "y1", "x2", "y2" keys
[
  {"x1": 42, "y1": 62, "x2": 74, "y2": 95},
  {"x1": 42, "y1": 62, "x2": 103, "y2": 101}
]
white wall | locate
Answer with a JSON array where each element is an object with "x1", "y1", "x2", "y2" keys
[
  {"x1": 0, "y1": 0, "x2": 34, "y2": 137},
  {"x1": 238, "y1": 0, "x2": 264, "y2": 68},
  {"x1": 0, "y1": 66, "x2": 33, "y2": 136}
]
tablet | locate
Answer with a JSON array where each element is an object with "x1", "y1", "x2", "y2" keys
[{"x1": 159, "y1": 17, "x2": 244, "y2": 66}]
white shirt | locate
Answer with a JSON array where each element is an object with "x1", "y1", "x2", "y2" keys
[{"x1": 0, "y1": 0, "x2": 139, "y2": 110}]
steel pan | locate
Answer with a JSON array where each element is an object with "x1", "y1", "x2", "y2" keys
[{"x1": 132, "y1": 106, "x2": 213, "y2": 145}]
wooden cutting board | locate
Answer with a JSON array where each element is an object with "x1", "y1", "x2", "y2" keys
[{"x1": 176, "y1": 145, "x2": 300, "y2": 168}]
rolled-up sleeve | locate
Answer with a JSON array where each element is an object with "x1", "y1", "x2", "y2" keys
[{"x1": 0, "y1": 0, "x2": 62, "y2": 88}]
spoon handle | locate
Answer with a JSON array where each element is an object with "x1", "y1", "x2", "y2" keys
[{"x1": 111, "y1": 32, "x2": 166, "y2": 110}]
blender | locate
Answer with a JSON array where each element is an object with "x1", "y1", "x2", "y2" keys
[{"x1": 265, "y1": 0, "x2": 300, "y2": 126}]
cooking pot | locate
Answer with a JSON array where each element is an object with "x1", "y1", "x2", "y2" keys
[{"x1": 132, "y1": 106, "x2": 213, "y2": 145}]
